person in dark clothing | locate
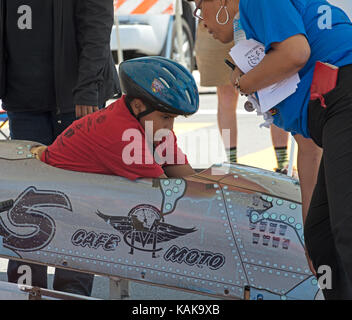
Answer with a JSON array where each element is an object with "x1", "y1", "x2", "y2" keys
[{"x1": 0, "y1": 0, "x2": 121, "y2": 296}]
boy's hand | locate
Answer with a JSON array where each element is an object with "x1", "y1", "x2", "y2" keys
[
  {"x1": 76, "y1": 105, "x2": 99, "y2": 118},
  {"x1": 163, "y1": 164, "x2": 195, "y2": 178}
]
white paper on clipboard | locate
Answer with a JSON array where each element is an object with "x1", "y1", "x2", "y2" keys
[{"x1": 229, "y1": 39, "x2": 300, "y2": 113}]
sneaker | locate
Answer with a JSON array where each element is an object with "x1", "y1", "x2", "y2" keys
[{"x1": 274, "y1": 165, "x2": 298, "y2": 179}]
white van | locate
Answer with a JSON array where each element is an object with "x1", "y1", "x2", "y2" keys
[{"x1": 110, "y1": 1, "x2": 196, "y2": 71}]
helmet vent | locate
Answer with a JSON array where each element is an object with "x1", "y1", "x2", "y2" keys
[
  {"x1": 162, "y1": 67, "x2": 177, "y2": 81},
  {"x1": 159, "y1": 77, "x2": 170, "y2": 89},
  {"x1": 185, "y1": 89, "x2": 192, "y2": 104}
]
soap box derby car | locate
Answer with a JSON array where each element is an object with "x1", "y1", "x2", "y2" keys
[{"x1": 0, "y1": 140, "x2": 320, "y2": 300}]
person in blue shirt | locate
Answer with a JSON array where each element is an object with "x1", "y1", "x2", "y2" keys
[{"x1": 190, "y1": 0, "x2": 352, "y2": 299}]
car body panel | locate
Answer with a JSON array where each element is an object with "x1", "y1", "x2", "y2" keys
[
  {"x1": 110, "y1": 15, "x2": 171, "y2": 54},
  {"x1": 110, "y1": 1, "x2": 196, "y2": 58},
  {"x1": 0, "y1": 140, "x2": 319, "y2": 300}
]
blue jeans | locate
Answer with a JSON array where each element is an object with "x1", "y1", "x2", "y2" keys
[{"x1": 6, "y1": 110, "x2": 94, "y2": 296}]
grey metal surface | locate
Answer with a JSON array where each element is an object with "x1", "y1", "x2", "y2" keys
[
  {"x1": 0, "y1": 140, "x2": 319, "y2": 300},
  {"x1": 0, "y1": 281, "x2": 99, "y2": 300},
  {"x1": 0, "y1": 281, "x2": 30, "y2": 300}
]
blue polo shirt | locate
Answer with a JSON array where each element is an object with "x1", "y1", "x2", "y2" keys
[{"x1": 239, "y1": 0, "x2": 352, "y2": 137}]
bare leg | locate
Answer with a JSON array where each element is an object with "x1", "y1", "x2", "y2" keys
[
  {"x1": 270, "y1": 124, "x2": 289, "y2": 148},
  {"x1": 217, "y1": 84, "x2": 239, "y2": 162}
]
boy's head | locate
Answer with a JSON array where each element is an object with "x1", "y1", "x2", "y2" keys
[{"x1": 119, "y1": 57, "x2": 199, "y2": 141}]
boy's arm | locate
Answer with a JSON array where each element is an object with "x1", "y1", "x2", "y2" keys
[
  {"x1": 163, "y1": 164, "x2": 195, "y2": 178},
  {"x1": 158, "y1": 131, "x2": 195, "y2": 178}
]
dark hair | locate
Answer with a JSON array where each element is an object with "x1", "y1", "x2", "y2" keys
[{"x1": 125, "y1": 95, "x2": 136, "y2": 106}]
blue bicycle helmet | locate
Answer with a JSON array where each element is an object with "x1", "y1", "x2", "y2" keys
[{"x1": 119, "y1": 56, "x2": 199, "y2": 118}]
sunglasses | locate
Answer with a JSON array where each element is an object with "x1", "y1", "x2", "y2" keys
[{"x1": 193, "y1": 0, "x2": 204, "y2": 20}]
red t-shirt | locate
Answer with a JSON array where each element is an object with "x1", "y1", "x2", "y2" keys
[{"x1": 41, "y1": 96, "x2": 188, "y2": 180}]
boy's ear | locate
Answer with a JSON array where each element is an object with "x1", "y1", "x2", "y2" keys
[{"x1": 131, "y1": 98, "x2": 147, "y2": 115}]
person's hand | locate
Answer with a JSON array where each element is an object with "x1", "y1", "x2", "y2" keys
[
  {"x1": 230, "y1": 67, "x2": 245, "y2": 92},
  {"x1": 75, "y1": 105, "x2": 99, "y2": 118},
  {"x1": 305, "y1": 248, "x2": 317, "y2": 277}
]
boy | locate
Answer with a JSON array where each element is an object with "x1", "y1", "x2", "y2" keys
[{"x1": 34, "y1": 57, "x2": 199, "y2": 179}]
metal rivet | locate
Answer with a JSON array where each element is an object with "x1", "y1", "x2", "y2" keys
[{"x1": 252, "y1": 213, "x2": 259, "y2": 222}]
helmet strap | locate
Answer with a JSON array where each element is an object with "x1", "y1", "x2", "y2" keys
[
  {"x1": 136, "y1": 108, "x2": 154, "y2": 120},
  {"x1": 126, "y1": 97, "x2": 155, "y2": 120}
]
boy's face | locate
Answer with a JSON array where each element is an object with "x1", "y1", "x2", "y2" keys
[
  {"x1": 131, "y1": 99, "x2": 178, "y2": 143},
  {"x1": 140, "y1": 111, "x2": 178, "y2": 142}
]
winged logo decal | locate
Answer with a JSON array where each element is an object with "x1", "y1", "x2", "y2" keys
[{"x1": 96, "y1": 204, "x2": 196, "y2": 257}]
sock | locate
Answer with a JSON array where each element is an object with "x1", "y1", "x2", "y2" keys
[
  {"x1": 274, "y1": 146, "x2": 288, "y2": 170},
  {"x1": 226, "y1": 146, "x2": 237, "y2": 163}
]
